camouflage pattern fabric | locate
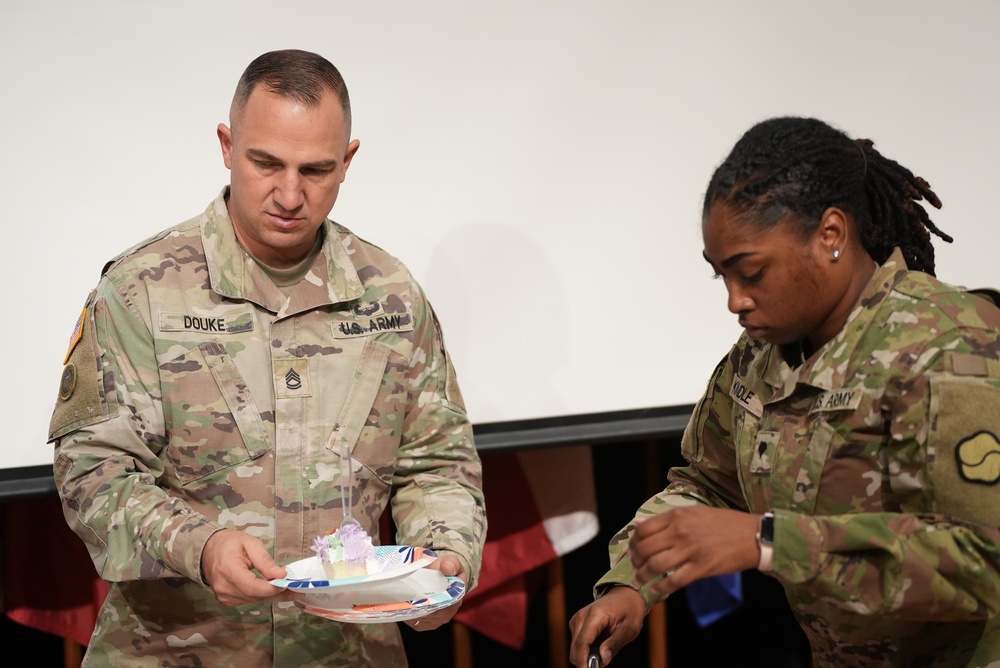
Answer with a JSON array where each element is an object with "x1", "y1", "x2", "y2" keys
[
  {"x1": 596, "y1": 248, "x2": 1000, "y2": 667},
  {"x1": 49, "y1": 190, "x2": 486, "y2": 667}
]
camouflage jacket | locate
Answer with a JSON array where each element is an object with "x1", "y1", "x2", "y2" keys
[
  {"x1": 597, "y1": 248, "x2": 1000, "y2": 667},
  {"x1": 49, "y1": 191, "x2": 486, "y2": 667}
]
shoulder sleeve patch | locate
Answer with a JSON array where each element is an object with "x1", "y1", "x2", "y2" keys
[
  {"x1": 930, "y1": 374, "x2": 1000, "y2": 526},
  {"x1": 62, "y1": 289, "x2": 96, "y2": 364},
  {"x1": 954, "y1": 431, "x2": 1000, "y2": 484},
  {"x1": 48, "y1": 302, "x2": 113, "y2": 442}
]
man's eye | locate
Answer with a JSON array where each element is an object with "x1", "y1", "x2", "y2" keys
[
  {"x1": 743, "y1": 270, "x2": 763, "y2": 284},
  {"x1": 255, "y1": 161, "x2": 277, "y2": 170}
]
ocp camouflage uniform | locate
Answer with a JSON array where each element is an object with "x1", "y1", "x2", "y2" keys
[
  {"x1": 597, "y1": 248, "x2": 1000, "y2": 667},
  {"x1": 49, "y1": 190, "x2": 486, "y2": 667}
]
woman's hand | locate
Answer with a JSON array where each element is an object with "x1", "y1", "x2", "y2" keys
[
  {"x1": 629, "y1": 507, "x2": 762, "y2": 596},
  {"x1": 568, "y1": 586, "x2": 646, "y2": 666}
]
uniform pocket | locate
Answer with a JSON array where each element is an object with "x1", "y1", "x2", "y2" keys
[
  {"x1": 160, "y1": 341, "x2": 271, "y2": 484},
  {"x1": 328, "y1": 340, "x2": 403, "y2": 486},
  {"x1": 789, "y1": 417, "x2": 836, "y2": 513}
]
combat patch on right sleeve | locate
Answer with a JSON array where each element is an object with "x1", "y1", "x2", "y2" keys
[{"x1": 48, "y1": 301, "x2": 113, "y2": 442}]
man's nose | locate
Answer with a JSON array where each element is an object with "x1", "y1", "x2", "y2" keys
[{"x1": 273, "y1": 171, "x2": 304, "y2": 211}]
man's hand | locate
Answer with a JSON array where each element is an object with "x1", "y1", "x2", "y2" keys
[
  {"x1": 404, "y1": 553, "x2": 468, "y2": 631},
  {"x1": 202, "y1": 529, "x2": 299, "y2": 607}
]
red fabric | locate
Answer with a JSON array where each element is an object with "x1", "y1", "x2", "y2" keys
[
  {"x1": 454, "y1": 452, "x2": 559, "y2": 649},
  {"x1": 454, "y1": 568, "x2": 543, "y2": 648},
  {"x1": 2, "y1": 496, "x2": 108, "y2": 647}
]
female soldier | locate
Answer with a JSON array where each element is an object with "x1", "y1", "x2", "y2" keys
[{"x1": 570, "y1": 116, "x2": 1000, "y2": 667}]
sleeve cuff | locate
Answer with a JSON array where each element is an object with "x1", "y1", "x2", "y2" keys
[
  {"x1": 163, "y1": 515, "x2": 226, "y2": 585},
  {"x1": 594, "y1": 555, "x2": 663, "y2": 611}
]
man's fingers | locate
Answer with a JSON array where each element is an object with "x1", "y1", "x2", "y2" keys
[
  {"x1": 245, "y1": 540, "x2": 286, "y2": 580},
  {"x1": 436, "y1": 555, "x2": 463, "y2": 577}
]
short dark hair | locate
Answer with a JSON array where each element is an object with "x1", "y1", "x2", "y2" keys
[
  {"x1": 703, "y1": 116, "x2": 952, "y2": 275},
  {"x1": 230, "y1": 49, "x2": 352, "y2": 132}
]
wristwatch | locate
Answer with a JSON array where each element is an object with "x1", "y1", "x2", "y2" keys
[{"x1": 756, "y1": 512, "x2": 774, "y2": 572}]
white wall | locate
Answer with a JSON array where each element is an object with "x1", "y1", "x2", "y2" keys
[{"x1": 4, "y1": 1, "x2": 1000, "y2": 470}]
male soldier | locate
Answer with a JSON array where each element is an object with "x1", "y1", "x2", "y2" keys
[{"x1": 49, "y1": 49, "x2": 485, "y2": 666}]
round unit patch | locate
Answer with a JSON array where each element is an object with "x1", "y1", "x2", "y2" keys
[{"x1": 59, "y1": 363, "x2": 77, "y2": 401}]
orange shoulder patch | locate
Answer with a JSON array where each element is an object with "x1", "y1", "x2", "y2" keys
[{"x1": 64, "y1": 308, "x2": 87, "y2": 365}]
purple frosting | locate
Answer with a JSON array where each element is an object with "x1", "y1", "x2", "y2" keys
[
  {"x1": 335, "y1": 524, "x2": 376, "y2": 561},
  {"x1": 311, "y1": 535, "x2": 330, "y2": 560}
]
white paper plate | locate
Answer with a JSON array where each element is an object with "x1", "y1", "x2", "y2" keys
[
  {"x1": 297, "y1": 568, "x2": 466, "y2": 624},
  {"x1": 269, "y1": 545, "x2": 437, "y2": 592}
]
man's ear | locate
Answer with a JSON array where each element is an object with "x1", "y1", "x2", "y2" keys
[
  {"x1": 217, "y1": 123, "x2": 234, "y2": 170},
  {"x1": 340, "y1": 139, "x2": 361, "y2": 182}
]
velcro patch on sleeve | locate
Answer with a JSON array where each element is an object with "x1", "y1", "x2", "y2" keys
[
  {"x1": 63, "y1": 308, "x2": 87, "y2": 365},
  {"x1": 930, "y1": 376, "x2": 1000, "y2": 527},
  {"x1": 62, "y1": 289, "x2": 97, "y2": 364},
  {"x1": 49, "y1": 304, "x2": 112, "y2": 441}
]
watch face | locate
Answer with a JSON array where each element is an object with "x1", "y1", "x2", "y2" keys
[{"x1": 760, "y1": 514, "x2": 775, "y2": 544}]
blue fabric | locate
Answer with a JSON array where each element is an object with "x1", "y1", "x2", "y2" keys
[{"x1": 683, "y1": 572, "x2": 743, "y2": 627}]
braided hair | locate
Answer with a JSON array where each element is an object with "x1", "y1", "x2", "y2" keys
[{"x1": 702, "y1": 117, "x2": 952, "y2": 275}]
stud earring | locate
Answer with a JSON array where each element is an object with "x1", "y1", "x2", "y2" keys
[{"x1": 833, "y1": 249, "x2": 841, "y2": 261}]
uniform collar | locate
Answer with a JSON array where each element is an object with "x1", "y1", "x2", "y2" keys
[
  {"x1": 201, "y1": 188, "x2": 365, "y2": 314},
  {"x1": 758, "y1": 247, "x2": 910, "y2": 399}
]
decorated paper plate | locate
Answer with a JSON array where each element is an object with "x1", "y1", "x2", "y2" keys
[
  {"x1": 297, "y1": 568, "x2": 466, "y2": 624},
  {"x1": 270, "y1": 545, "x2": 437, "y2": 592}
]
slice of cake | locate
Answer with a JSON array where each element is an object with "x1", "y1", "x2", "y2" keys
[{"x1": 311, "y1": 523, "x2": 381, "y2": 579}]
